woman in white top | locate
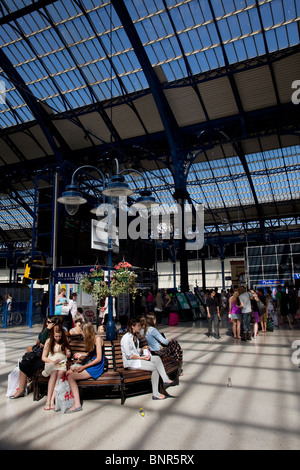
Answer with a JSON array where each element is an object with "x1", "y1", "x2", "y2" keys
[
  {"x1": 68, "y1": 292, "x2": 78, "y2": 320},
  {"x1": 121, "y1": 317, "x2": 176, "y2": 400}
]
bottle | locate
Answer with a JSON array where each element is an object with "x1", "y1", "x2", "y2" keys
[
  {"x1": 227, "y1": 378, "x2": 232, "y2": 387},
  {"x1": 139, "y1": 407, "x2": 145, "y2": 417}
]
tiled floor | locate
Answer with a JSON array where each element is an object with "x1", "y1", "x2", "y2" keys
[{"x1": 0, "y1": 318, "x2": 299, "y2": 450}]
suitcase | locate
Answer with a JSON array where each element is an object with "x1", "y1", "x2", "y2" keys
[{"x1": 169, "y1": 312, "x2": 179, "y2": 326}]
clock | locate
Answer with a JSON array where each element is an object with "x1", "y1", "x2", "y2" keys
[{"x1": 156, "y1": 222, "x2": 173, "y2": 235}]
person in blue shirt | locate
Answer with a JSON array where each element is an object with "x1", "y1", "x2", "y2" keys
[{"x1": 144, "y1": 313, "x2": 183, "y2": 376}]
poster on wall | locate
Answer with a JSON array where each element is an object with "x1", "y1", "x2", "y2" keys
[
  {"x1": 82, "y1": 306, "x2": 97, "y2": 324},
  {"x1": 81, "y1": 291, "x2": 95, "y2": 307}
]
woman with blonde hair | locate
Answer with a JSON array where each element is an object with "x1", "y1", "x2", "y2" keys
[
  {"x1": 231, "y1": 291, "x2": 243, "y2": 339},
  {"x1": 54, "y1": 287, "x2": 68, "y2": 315},
  {"x1": 66, "y1": 322, "x2": 105, "y2": 412}
]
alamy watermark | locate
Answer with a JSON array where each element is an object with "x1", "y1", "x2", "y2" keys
[
  {"x1": 0, "y1": 80, "x2": 6, "y2": 105},
  {"x1": 94, "y1": 198, "x2": 204, "y2": 250},
  {"x1": 292, "y1": 80, "x2": 300, "y2": 105},
  {"x1": 291, "y1": 340, "x2": 300, "y2": 366},
  {"x1": 0, "y1": 339, "x2": 6, "y2": 364}
]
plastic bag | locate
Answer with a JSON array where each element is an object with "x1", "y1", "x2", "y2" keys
[
  {"x1": 6, "y1": 365, "x2": 20, "y2": 398},
  {"x1": 54, "y1": 375, "x2": 74, "y2": 413}
]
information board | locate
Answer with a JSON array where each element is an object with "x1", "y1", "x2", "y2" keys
[
  {"x1": 185, "y1": 292, "x2": 199, "y2": 309},
  {"x1": 176, "y1": 293, "x2": 190, "y2": 310}
]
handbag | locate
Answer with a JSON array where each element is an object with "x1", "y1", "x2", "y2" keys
[
  {"x1": 80, "y1": 353, "x2": 94, "y2": 366},
  {"x1": 21, "y1": 345, "x2": 43, "y2": 364},
  {"x1": 54, "y1": 375, "x2": 74, "y2": 413}
]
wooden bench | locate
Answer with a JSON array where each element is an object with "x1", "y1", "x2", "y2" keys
[
  {"x1": 33, "y1": 335, "x2": 180, "y2": 405},
  {"x1": 111, "y1": 340, "x2": 180, "y2": 405},
  {"x1": 33, "y1": 335, "x2": 123, "y2": 403}
]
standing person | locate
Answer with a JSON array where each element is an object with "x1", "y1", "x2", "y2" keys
[
  {"x1": 66, "y1": 322, "x2": 105, "y2": 412},
  {"x1": 206, "y1": 290, "x2": 221, "y2": 339},
  {"x1": 266, "y1": 290, "x2": 275, "y2": 326},
  {"x1": 163, "y1": 289, "x2": 172, "y2": 322},
  {"x1": 276, "y1": 285, "x2": 292, "y2": 329},
  {"x1": 141, "y1": 291, "x2": 147, "y2": 315},
  {"x1": 121, "y1": 318, "x2": 176, "y2": 400},
  {"x1": 231, "y1": 291, "x2": 242, "y2": 339},
  {"x1": 221, "y1": 290, "x2": 228, "y2": 316},
  {"x1": 153, "y1": 291, "x2": 164, "y2": 325},
  {"x1": 6, "y1": 293, "x2": 13, "y2": 315},
  {"x1": 257, "y1": 296, "x2": 267, "y2": 333},
  {"x1": 42, "y1": 325, "x2": 71, "y2": 410},
  {"x1": 288, "y1": 285, "x2": 298, "y2": 325},
  {"x1": 54, "y1": 288, "x2": 68, "y2": 315},
  {"x1": 146, "y1": 290, "x2": 155, "y2": 313},
  {"x1": 68, "y1": 292, "x2": 78, "y2": 323},
  {"x1": 250, "y1": 291, "x2": 260, "y2": 339},
  {"x1": 239, "y1": 287, "x2": 253, "y2": 341}
]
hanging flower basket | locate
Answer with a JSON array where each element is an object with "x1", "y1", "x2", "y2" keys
[
  {"x1": 80, "y1": 266, "x2": 105, "y2": 294},
  {"x1": 80, "y1": 266, "x2": 109, "y2": 307},
  {"x1": 110, "y1": 261, "x2": 138, "y2": 299}
]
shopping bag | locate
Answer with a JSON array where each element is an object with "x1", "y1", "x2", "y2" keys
[
  {"x1": 54, "y1": 375, "x2": 74, "y2": 413},
  {"x1": 6, "y1": 365, "x2": 20, "y2": 398}
]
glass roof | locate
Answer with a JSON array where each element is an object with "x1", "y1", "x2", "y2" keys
[
  {"x1": 0, "y1": 0, "x2": 299, "y2": 127},
  {"x1": 0, "y1": 0, "x2": 299, "y2": 236}
]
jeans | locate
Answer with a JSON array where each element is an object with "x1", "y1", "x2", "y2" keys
[
  {"x1": 242, "y1": 312, "x2": 252, "y2": 333},
  {"x1": 208, "y1": 314, "x2": 220, "y2": 337}
]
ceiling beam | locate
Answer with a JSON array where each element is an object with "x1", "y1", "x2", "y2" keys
[
  {"x1": 0, "y1": 47, "x2": 66, "y2": 165},
  {"x1": 0, "y1": 0, "x2": 58, "y2": 26},
  {"x1": 112, "y1": 0, "x2": 187, "y2": 192}
]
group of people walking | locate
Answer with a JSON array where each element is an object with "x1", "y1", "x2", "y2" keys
[{"x1": 203, "y1": 284, "x2": 298, "y2": 341}]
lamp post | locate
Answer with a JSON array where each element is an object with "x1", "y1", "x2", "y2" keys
[{"x1": 58, "y1": 158, "x2": 158, "y2": 339}]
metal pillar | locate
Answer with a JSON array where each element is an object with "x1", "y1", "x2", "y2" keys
[{"x1": 49, "y1": 173, "x2": 59, "y2": 317}]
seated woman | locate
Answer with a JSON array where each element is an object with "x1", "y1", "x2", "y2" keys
[
  {"x1": 121, "y1": 317, "x2": 176, "y2": 400},
  {"x1": 69, "y1": 314, "x2": 84, "y2": 336},
  {"x1": 66, "y1": 322, "x2": 105, "y2": 412},
  {"x1": 97, "y1": 323, "x2": 106, "y2": 340},
  {"x1": 42, "y1": 325, "x2": 71, "y2": 410},
  {"x1": 145, "y1": 313, "x2": 183, "y2": 375},
  {"x1": 9, "y1": 316, "x2": 63, "y2": 399}
]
